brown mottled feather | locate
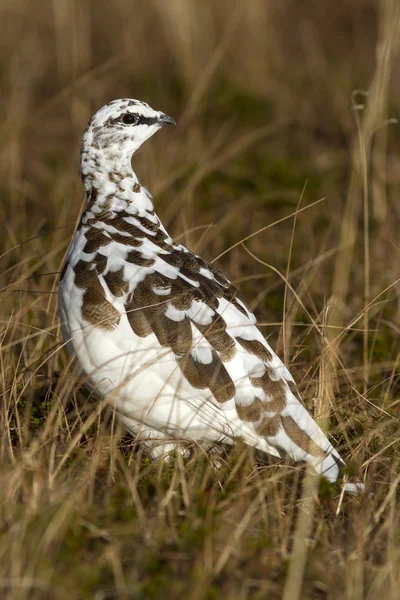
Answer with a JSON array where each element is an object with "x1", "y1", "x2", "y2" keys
[
  {"x1": 281, "y1": 416, "x2": 324, "y2": 457},
  {"x1": 74, "y1": 260, "x2": 120, "y2": 331},
  {"x1": 178, "y1": 351, "x2": 235, "y2": 403},
  {"x1": 236, "y1": 337, "x2": 274, "y2": 363},
  {"x1": 126, "y1": 302, "x2": 153, "y2": 337},
  {"x1": 126, "y1": 277, "x2": 166, "y2": 337},
  {"x1": 151, "y1": 314, "x2": 192, "y2": 356},
  {"x1": 94, "y1": 253, "x2": 108, "y2": 274},
  {"x1": 180, "y1": 253, "x2": 201, "y2": 272},
  {"x1": 83, "y1": 230, "x2": 112, "y2": 254},
  {"x1": 236, "y1": 400, "x2": 263, "y2": 422},
  {"x1": 134, "y1": 214, "x2": 159, "y2": 233},
  {"x1": 104, "y1": 267, "x2": 129, "y2": 297},
  {"x1": 126, "y1": 250, "x2": 155, "y2": 267},
  {"x1": 170, "y1": 279, "x2": 199, "y2": 310},
  {"x1": 104, "y1": 215, "x2": 147, "y2": 238},
  {"x1": 150, "y1": 273, "x2": 172, "y2": 294},
  {"x1": 250, "y1": 374, "x2": 287, "y2": 412},
  {"x1": 161, "y1": 251, "x2": 183, "y2": 268},
  {"x1": 108, "y1": 231, "x2": 143, "y2": 246},
  {"x1": 108, "y1": 171, "x2": 122, "y2": 183},
  {"x1": 73, "y1": 205, "x2": 302, "y2": 443},
  {"x1": 195, "y1": 316, "x2": 236, "y2": 362},
  {"x1": 256, "y1": 415, "x2": 281, "y2": 437}
]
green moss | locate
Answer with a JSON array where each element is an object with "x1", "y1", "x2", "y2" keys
[
  {"x1": 106, "y1": 483, "x2": 137, "y2": 523},
  {"x1": 263, "y1": 291, "x2": 284, "y2": 314},
  {"x1": 318, "y1": 476, "x2": 338, "y2": 500}
]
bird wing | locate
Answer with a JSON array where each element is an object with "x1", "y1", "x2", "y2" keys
[{"x1": 76, "y1": 204, "x2": 350, "y2": 487}]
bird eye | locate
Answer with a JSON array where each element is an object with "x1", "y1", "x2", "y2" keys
[{"x1": 121, "y1": 113, "x2": 138, "y2": 125}]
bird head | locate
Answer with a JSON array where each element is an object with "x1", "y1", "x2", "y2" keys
[{"x1": 82, "y1": 98, "x2": 176, "y2": 161}]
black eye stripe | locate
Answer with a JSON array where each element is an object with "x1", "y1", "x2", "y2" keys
[
  {"x1": 133, "y1": 115, "x2": 159, "y2": 126},
  {"x1": 121, "y1": 114, "x2": 159, "y2": 127},
  {"x1": 106, "y1": 113, "x2": 161, "y2": 129}
]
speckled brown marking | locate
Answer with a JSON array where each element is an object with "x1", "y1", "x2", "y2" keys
[
  {"x1": 236, "y1": 337, "x2": 273, "y2": 363},
  {"x1": 125, "y1": 278, "x2": 165, "y2": 337},
  {"x1": 206, "y1": 275, "x2": 248, "y2": 315},
  {"x1": 83, "y1": 229, "x2": 112, "y2": 254},
  {"x1": 209, "y1": 266, "x2": 229, "y2": 287},
  {"x1": 153, "y1": 230, "x2": 173, "y2": 251},
  {"x1": 74, "y1": 260, "x2": 120, "y2": 331},
  {"x1": 193, "y1": 255, "x2": 209, "y2": 271},
  {"x1": 126, "y1": 276, "x2": 192, "y2": 354},
  {"x1": 133, "y1": 183, "x2": 141, "y2": 193},
  {"x1": 150, "y1": 273, "x2": 172, "y2": 295},
  {"x1": 281, "y1": 416, "x2": 324, "y2": 457},
  {"x1": 181, "y1": 253, "x2": 202, "y2": 272},
  {"x1": 161, "y1": 255, "x2": 247, "y2": 317},
  {"x1": 250, "y1": 374, "x2": 287, "y2": 412},
  {"x1": 126, "y1": 250, "x2": 155, "y2": 267},
  {"x1": 151, "y1": 315, "x2": 192, "y2": 356},
  {"x1": 101, "y1": 215, "x2": 147, "y2": 239},
  {"x1": 178, "y1": 351, "x2": 235, "y2": 403},
  {"x1": 161, "y1": 251, "x2": 183, "y2": 268},
  {"x1": 109, "y1": 171, "x2": 122, "y2": 183},
  {"x1": 85, "y1": 214, "x2": 110, "y2": 228},
  {"x1": 78, "y1": 188, "x2": 98, "y2": 229},
  {"x1": 236, "y1": 400, "x2": 263, "y2": 422},
  {"x1": 121, "y1": 264, "x2": 246, "y2": 401},
  {"x1": 113, "y1": 217, "x2": 148, "y2": 238},
  {"x1": 78, "y1": 214, "x2": 252, "y2": 358},
  {"x1": 102, "y1": 195, "x2": 114, "y2": 211},
  {"x1": 117, "y1": 209, "x2": 136, "y2": 219},
  {"x1": 131, "y1": 278, "x2": 165, "y2": 317},
  {"x1": 195, "y1": 316, "x2": 236, "y2": 362},
  {"x1": 256, "y1": 415, "x2": 281, "y2": 437},
  {"x1": 126, "y1": 302, "x2": 153, "y2": 337},
  {"x1": 94, "y1": 253, "x2": 107, "y2": 274},
  {"x1": 195, "y1": 276, "x2": 222, "y2": 309},
  {"x1": 178, "y1": 262, "x2": 219, "y2": 285},
  {"x1": 60, "y1": 260, "x2": 69, "y2": 282},
  {"x1": 104, "y1": 267, "x2": 129, "y2": 297},
  {"x1": 86, "y1": 187, "x2": 98, "y2": 210},
  {"x1": 167, "y1": 266, "x2": 224, "y2": 309},
  {"x1": 134, "y1": 214, "x2": 159, "y2": 233},
  {"x1": 170, "y1": 278, "x2": 198, "y2": 310},
  {"x1": 108, "y1": 232, "x2": 143, "y2": 247}
]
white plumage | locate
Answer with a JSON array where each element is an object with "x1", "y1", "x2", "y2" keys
[{"x1": 58, "y1": 98, "x2": 362, "y2": 493}]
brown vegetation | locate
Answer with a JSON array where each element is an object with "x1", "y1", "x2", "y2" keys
[{"x1": 1, "y1": 1, "x2": 400, "y2": 598}]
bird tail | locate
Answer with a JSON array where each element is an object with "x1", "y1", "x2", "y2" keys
[
  {"x1": 307, "y1": 449, "x2": 364, "y2": 494},
  {"x1": 260, "y1": 386, "x2": 364, "y2": 494}
]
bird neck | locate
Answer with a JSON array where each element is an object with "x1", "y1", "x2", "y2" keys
[{"x1": 80, "y1": 145, "x2": 155, "y2": 216}]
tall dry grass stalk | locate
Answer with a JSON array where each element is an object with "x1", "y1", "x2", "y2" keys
[{"x1": 330, "y1": 0, "x2": 400, "y2": 370}]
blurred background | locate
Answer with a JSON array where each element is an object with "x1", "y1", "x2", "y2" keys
[{"x1": 1, "y1": 1, "x2": 400, "y2": 598}]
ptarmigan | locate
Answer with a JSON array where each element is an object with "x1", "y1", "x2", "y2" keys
[{"x1": 59, "y1": 98, "x2": 361, "y2": 493}]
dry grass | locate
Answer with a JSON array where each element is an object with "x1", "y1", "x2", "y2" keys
[{"x1": 1, "y1": 1, "x2": 400, "y2": 598}]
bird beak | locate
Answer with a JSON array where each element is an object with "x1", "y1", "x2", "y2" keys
[{"x1": 158, "y1": 113, "x2": 176, "y2": 127}]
